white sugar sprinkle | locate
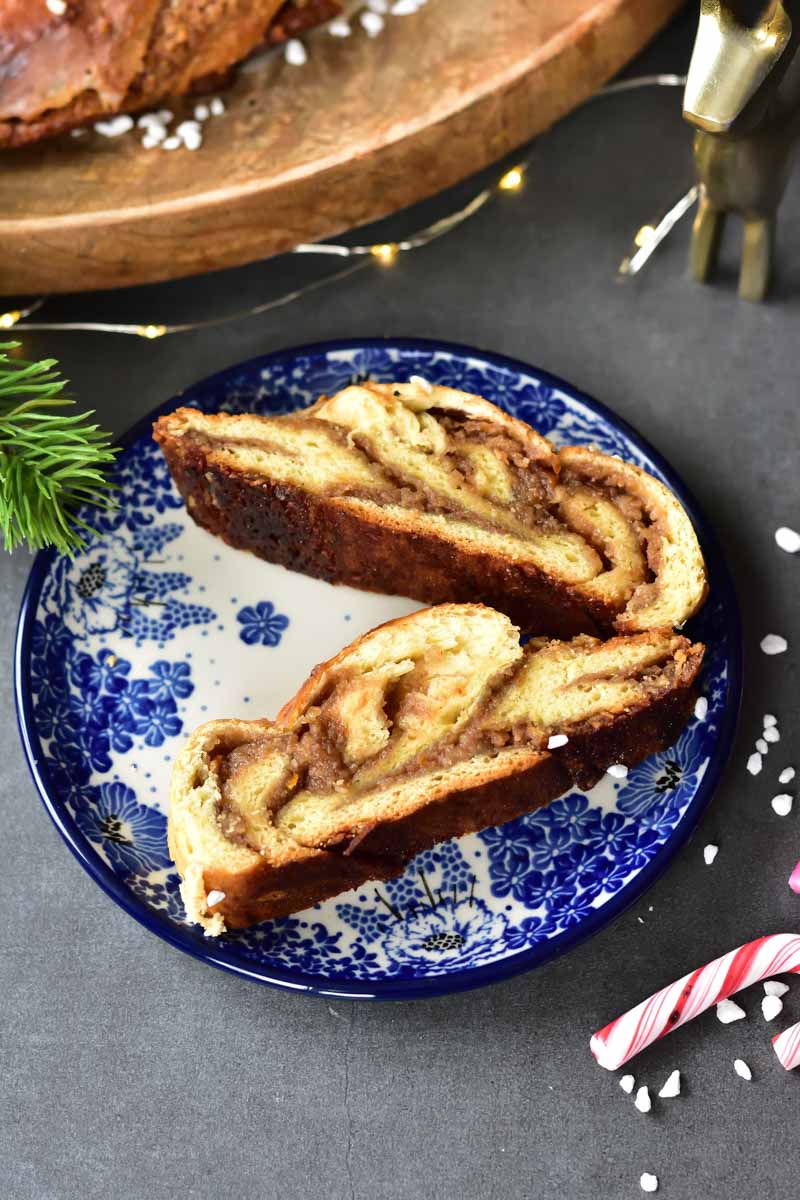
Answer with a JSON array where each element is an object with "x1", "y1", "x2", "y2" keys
[
  {"x1": 694, "y1": 696, "x2": 708, "y2": 721},
  {"x1": 547, "y1": 734, "x2": 569, "y2": 750},
  {"x1": 162, "y1": 136, "x2": 181, "y2": 150},
  {"x1": 360, "y1": 10, "x2": 385, "y2": 35},
  {"x1": 763, "y1": 713, "x2": 778, "y2": 727},
  {"x1": 634, "y1": 1085, "x2": 652, "y2": 1113},
  {"x1": 775, "y1": 526, "x2": 800, "y2": 554},
  {"x1": 194, "y1": 103, "x2": 210, "y2": 121},
  {"x1": 747, "y1": 752, "x2": 763, "y2": 776},
  {"x1": 328, "y1": 17, "x2": 352, "y2": 36},
  {"x1": 761, "y1": 634, "x2": 788, "y2": 655},
  {"x1": 141, "y1": 133, "x2": 162, "y2": 149},
  {"x1": 733, "y1": 1058, "x2": 752, "y2": 1081},
  {"x1": 771, "y1": 793, "x2": 793, "y2": 817},
  {"x1": 703, "y1": 844, "x2": 719, "y2": 865},
  {"x1": 658, "y1": 1069, "x2": 681, "y2": 1098},
  {"x1": 94, "y1": 115, "x2": 134, "y2": 137},
  {"x1": 620, "y1": 1074, "x2": 635, "y2": 1094},
  {"x1": 157, "y1": 109, "x2": 174, "y2": 123},
  {"x1": 46, "y1": 0, "x2": 67, "y2": 14},
  {"x1": 206, "y1": 890, "x2": 226, "y2": 906},
  {"x1": 762, "y1": 993, "x2": 784, "y2": 1021},
  {"x1": 764, "y1": 727, "x2": 781, "y2": 744},
  {"x1": 176, "y1": 120, "x2": 200, "y2": 137},
  {"x1": 607, "y1": 763, "x2": 628, "y2": 778},
  {"x1": 779, "y1": 766, "x2": 795, "y2": 785},
  {"x1": 640, "y1": 1176, "x2": 658, "y2": 1195},
  {"x1": 409, "y1": 375, "x2": 433, "y2": 393},
  {"x1": 182, "y1": 127, "x2": 202, "y2": 150},
  {"x1": 209, "y1": 98, "x2": 225, "y2": 117},
  {"x1": 716, "y1": 998, "x2": 746, "y2": 1024},
  {"x1": 367, "y1": 0, "x2": 389, "y2": 11},
  {"x1": 392, "y1": 0, "x2": 423, "y2": 11},
  {"x1": 285, "y1": 38, "x2": 308, "y2": 66},
  {"x1": 764, "y1": 979, "x2": 789, "y2": 997},
  {"x1": 756, "y1": 738, "x2": 768, "y2": 754}
]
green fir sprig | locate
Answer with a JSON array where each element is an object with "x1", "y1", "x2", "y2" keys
[{"x1": 0, "y1": 342, "x2": 116, "y2": 555}]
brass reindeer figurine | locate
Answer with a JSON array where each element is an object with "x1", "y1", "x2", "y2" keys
[{"x1": 684, "y1": 0, "x2": 800, "y2": 300}]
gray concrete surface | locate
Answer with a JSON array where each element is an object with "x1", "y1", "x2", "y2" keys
[{"x1": 3, "y1": 11, "x2": 799, "y2": 1199}]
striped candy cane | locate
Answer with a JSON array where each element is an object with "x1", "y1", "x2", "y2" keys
[
  {"x1": 773, "y1": 1023, "x2": 800, "y2": 1071},
  {"x1": 591, "y1": 934, "x2": 800, "y2": 1070}
]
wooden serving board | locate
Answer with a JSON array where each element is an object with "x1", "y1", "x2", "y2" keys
[{"x1": 0, "y1": 0, "x2": 682, "y2": 294}]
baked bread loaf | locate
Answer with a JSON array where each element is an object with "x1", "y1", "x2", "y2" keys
[
  {"x1": 0, "y1": 1, "x2": 341, "y2": 148},
  {"x1": 168, "y1": 603, "x2": 704, "y2": 933},
  {"x1": 154, "y1": 380, "x2": 708, "y2": 638}
]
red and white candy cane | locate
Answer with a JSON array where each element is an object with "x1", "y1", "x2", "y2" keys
[
  {"x1": 790, "y1": 859, "x2": 800, "y2": 895},
  {"x1": 773, "y1": 1023, "x2": 800, "y2": 1071},
  {"x1": 590, "y1": 933, "x2": 800, "y2": 1071}
]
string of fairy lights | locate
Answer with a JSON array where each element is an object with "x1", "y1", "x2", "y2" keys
[{"x1": 0, "y1": 74, "x2": 692, "y2": 340}]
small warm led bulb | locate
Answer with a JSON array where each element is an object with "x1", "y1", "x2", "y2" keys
[
  {"x1": 0, "y1": 310, "x2": 21, "y2": 329},
  {"x1": 498, "y1": 166, "x2": 524, "y2": 191},
  {"x1": 634, "y1": 225, "x2": 656, "y2": 248},
  {"x1": 371, "y1": 243, "x2": 398, "y2": 265},
  {"x1": 138, "y1": 323, "x2": 167, "y2": 339}
]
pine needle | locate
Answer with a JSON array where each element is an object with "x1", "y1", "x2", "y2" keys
[{"x1": 0, "y1": 342, "x2": 116, "y2": 555}]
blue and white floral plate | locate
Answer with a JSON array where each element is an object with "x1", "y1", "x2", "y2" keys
[{"x1": 15, "y1": 339, "x2": 741, "y2": 999}]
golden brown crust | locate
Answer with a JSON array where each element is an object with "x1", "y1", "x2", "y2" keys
[
  {"x1": 153, "y1": 390, "x2": 708, "y2": 637},
  {"x1": 0, "y1": 1, "x2": 339, "y2": 148},
  {"x1": 167, "y1": 607, "x2": 704, "y2": 931},
  {"x1": 154, "y1": 409, "x2": 612, "y2": 638}
]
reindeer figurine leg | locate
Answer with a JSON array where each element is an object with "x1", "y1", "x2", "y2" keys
[
  {"x1": 690, "y1": 192, "x2": 726, "y2": 283},
  {"x1": 740, "y1": 215, "x2": 775, "y2": 301}
]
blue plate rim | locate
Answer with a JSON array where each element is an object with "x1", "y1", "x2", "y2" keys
[{"x1": 14, "y1": 336, "x2": 743, "y2": 1000}]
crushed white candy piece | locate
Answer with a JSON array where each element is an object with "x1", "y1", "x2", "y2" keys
[
  {"x1": 747, "y1": 752, "x2": 763, "y2": 776},
  {"x1": 409, "y1": 374, "x2": 433, "y2": 392},
  {"x1": 764, "y1": 979, "x2": 789, "y2": 997},
  {"x1": 392, "y1": 0, "x2": 423, "y2": 12},
  {"x1": 94, "y1": 115, "x2": 134, "y2": 137},
  {"x1": 46, "y1": 0, "x2": 67, "y2": 14},
  {"x1": 367, "y1": 0, "x2": 389, "y2": 11},
  {"x1": 70, "y1": 128, "x2": 87, "y2": 138},
  {"x1": 762, "y1": 993, "x2": 784, "y2": 1021},
  {"x1": 658, "y1": 1069, "x2": 681, "y2": 1098},
  {"x1": 775, "y1": 526, "x2": 800, "y2": 554},
  {"x1": 733, "y1": 1059, "x2": 752, "y2": 1080},
  {"x1": 141, "y1": 133, "x2": 163, "y2": 149},
  {"x1": 694, "y1": 696, "x2": 708, "y2": 721},
  {"x1": 360, "y1": 10, "x2": 385, "y2": 35},
  {"x1": 285, "y1": 38, "x2": 308, "y2": 66},
  {"x1": 607, "y1": 764, "x2": 628, "y2": 778},
  {"x1": 328, "y1": 17, "x2": 352, "y2": 36},
  {"x1": 182, "y1": 128, "x2": 202, "y2": 150},
  {"x1": 763, "y1": 713, "x2": 778, "y2": 727},
  {"x1": 634, "y1": 1085, "x2": 652, "y2": 1113},
  {"x1": 716, "y1": 998, "x2": 746, "y2": 1024},
  {"x1": 764, "y1": 727, "x2": 780, "y2": 744},
  {"x1": 157, "y1": 109, "x2": 174, "y2": 123},
  {"x1": 779, "y1": 767, "x2": 796, "y2": 784},
  {"x1": 547, "y1": 734, "x2": 569, "y2": 750},
  {"x1": 703, "y1": 844, "x2": 719, "y2": 865},
  {"x1": 640, "y1": 1176, "x2": 658, "y2": 1195},
  {"x1": 209, "y1": 98, "x2": 225, "y2": 117},
  {"x1": 194, "y1": 103, "x2": 210, "y2": 121},
  {"x1": 176, "y1": 120, "x2": 201, "y2": 137},
  {"x1": 771, "y1": 793, "x2": 793, "y2": 817},
  {"x1": 162, "y1": 136, "x2": 181, "y2": 150},
  {"x1": 619, "y1": 1074, "x2": 635, "y2": 1094},
  {"x1": 761, "y1": 634, "x2": 788, "y2": 655},
  {"x1": 206, "y1": 890, "x2": 226, "y2": 906},
  {"x1": 756, "y1": 738, "x2": 768, "y2": 754}
]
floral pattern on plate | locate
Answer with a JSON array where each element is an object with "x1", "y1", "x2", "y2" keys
[{"x1": 16, "y1": 340, "x2": 739, "y2": 997}]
